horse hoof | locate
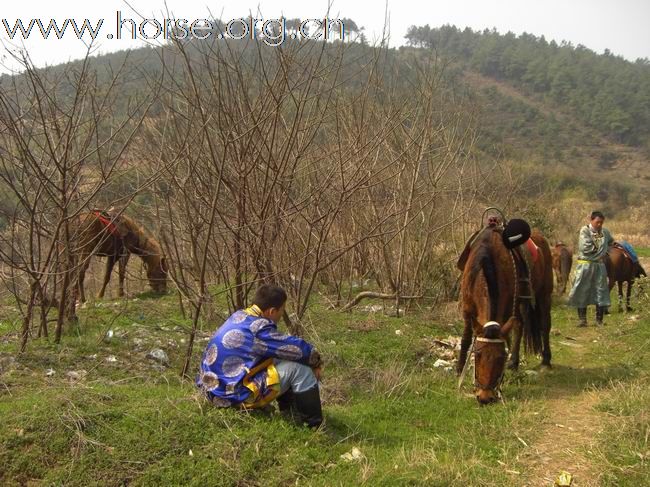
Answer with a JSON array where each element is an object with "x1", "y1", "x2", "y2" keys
[{"x1": 539, "y1": 363, "x2": 552, "y2": 371}]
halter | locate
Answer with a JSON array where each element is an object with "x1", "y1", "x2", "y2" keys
[
  {"x1": 474, "y1": 336, "x2": 507, "y2": 396},
  {"x1": 475, "y1": 337, "x2": 506, "y2": 344}
]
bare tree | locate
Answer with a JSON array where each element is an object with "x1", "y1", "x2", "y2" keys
[{"x1": 0, "y1": 47, "x2": 159, "y2": 350}]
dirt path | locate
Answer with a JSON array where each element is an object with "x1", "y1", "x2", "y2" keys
[
  {"x1": 518, "y1": 327, "x2": 615, "y2": 487},
  {"x1": 519, "y1": 389, "x2": 611, "y2": 486}
]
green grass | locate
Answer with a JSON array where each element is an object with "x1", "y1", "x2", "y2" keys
[
  {"x1": 1, "y1": 291, "x2": 650, "y2": 486},
  {"x1": 635, "y1": 247, "x2": 650, "y2": 258}
]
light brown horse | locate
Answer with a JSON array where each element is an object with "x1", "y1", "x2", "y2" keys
[
  {"x1": 605, "y1": 245, "x2": 646, "y2": 312},
  {"x1": 551, "y1": 242, "x2": 573, "y2": 295},
  {"x1": 73, "y1": 211, "x2": 168, "y2": 302},
  {"x1": 457, "y1": 227, "x2": 553, "y2": 404}
]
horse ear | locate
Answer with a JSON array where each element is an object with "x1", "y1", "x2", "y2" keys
[{"x1": 457, "y1": 231, "x2": 478, "y2": 271}]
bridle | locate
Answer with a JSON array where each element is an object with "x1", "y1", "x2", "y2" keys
[{"x1": 473, "y1": 336, "x2": 507, "y2": 397}]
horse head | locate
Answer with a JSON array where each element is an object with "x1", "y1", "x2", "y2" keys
[
  {"x1": 474, "y1": 320, "x2": 512, "y2": 404},
  {"x1": 146, "y1": 255, "x2": 168, "y2": 294}
]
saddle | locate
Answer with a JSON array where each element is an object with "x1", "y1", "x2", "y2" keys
[
  {"x1": 93, "y1": 209, "x2": 124, "y2": 238},
  {"x1": 456, "y1": 226, "x2": 538, "y2": 310},
  {"x1": 612, "y1": 241, "x2": 638, "y2": 264}
]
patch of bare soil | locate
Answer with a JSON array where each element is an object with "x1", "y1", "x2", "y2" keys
[
  {"x1": 519, "y1": 389, "x2": 612, "y2": 486},
  {"x1": 518, "y1": 327, "x2": 614, "y2": 487}
]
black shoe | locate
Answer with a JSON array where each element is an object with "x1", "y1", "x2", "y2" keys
[
  {"x1": 596, "y1": 306, "x2": 605, "y2": 326},
  {"x1": 292, "y1": 386, "x2": 323, "y2": 429},
  {"x1": 577, "y1": 308, "x2": 587, "y2": 327}
]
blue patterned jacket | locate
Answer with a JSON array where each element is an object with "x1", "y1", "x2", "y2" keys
[{"x1": 196, "y1": 306, "x2": 316, "y2": 407}]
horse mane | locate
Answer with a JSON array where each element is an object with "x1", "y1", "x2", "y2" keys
[{"x1": 467, "y1": 229, "x2": 499, "y2": 324}]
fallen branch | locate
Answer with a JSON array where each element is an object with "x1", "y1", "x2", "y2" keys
[{"x1": 341, "y1": 292, "x2": 423, "y2": 312}]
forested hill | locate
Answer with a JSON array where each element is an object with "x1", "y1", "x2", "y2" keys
[
  {"x1": 405, "y1": 25, "x2": 650, "y2": 148},
  {"x1": 2, "y1": 22, "x2": 648, "y2": 201}
]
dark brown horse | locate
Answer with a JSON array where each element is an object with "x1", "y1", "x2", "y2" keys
[
  {"x1": 605, "y1": 245, "x2": 646, "y2": 312},
  {"x1": 457, "y1": 227, "x2": 553, "y2": 404},
  {"x1": 72, "y1": 211, "x2": 168, "y2": 302},
  {"x1": 551, "y1": 243, "x2": 573, "y2": 295}
]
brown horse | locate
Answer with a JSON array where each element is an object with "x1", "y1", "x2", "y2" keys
[
  {"x1": 551, "y1": 243, "x2": 573, "y2": 295},
  {"x1": 72, "y1": 211, "x2": 168, "y2": 302},
  {"x1": 457, "y1": 227, "x2": 553, "y2": 404},
  {"x1": 605, "y1": 245, "x2": 646, "y2": 312}
]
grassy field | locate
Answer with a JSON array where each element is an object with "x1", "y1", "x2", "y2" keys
[
  {"x1": 634, "y1": 247, "x2": 650, "y2": 258},
  {"x1": 1, "y1": 290, "x2": 649, "y2": 486}
]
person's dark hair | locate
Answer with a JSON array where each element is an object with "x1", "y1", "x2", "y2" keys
[
  {"x1": 590, "y1": 211, "x2": 605, "y2": 220},
  {"x1": 253, "y1": 284, "x2": 287, "y2": 311}
]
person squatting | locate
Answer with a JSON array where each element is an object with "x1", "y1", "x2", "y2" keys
[{"x1": 196, "y1": 284, "x2": 324, "y2": 428}]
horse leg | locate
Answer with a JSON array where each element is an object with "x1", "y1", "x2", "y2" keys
[
  {"x1": 626, "y1": 281, "x2": 633, "y2": 312},
  {"x1": 118, "y1": 252, "x2": 129, "y2": 297},
  {"x1": 77, "y1": 253, "x2": 91, "y2": 303},
  {"x1": 507, "y1": 315, "x2": 522, "y2": 371},
  {"x1": 617, "y1": 281, "x2": 623, "y2": 313},
  {"x1": 98, "y1": 255, "x2": 116, "y2": 299},
  {"x1": 456, "y1": 312, "x2": 474, "y2": 375},
  {"x1": 540, "y1": 297, "x2": 552, "y2": 367}
]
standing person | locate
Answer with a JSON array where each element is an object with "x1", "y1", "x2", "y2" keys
[
  {"x1": 568, "y1": 211, "x2": 614, "y2": 326},
  {"x1": 196, "y1": 284, "x2": 324, "y2": 428}
]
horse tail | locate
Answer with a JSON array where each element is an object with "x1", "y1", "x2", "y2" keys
[
  {"x1": 521, "y1": 236, "x2": 548, "y2": 355},
  {"x1": 518, "y1": 300, "x2": 540, "y2": 355}
]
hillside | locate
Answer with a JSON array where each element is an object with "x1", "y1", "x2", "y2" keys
[
  {"x1": 405, "y1": 25, "x2": 650, "y2": 148},
  {"x1": 3, "y1": 25, "x2": 647, "y2": 211},
  {"x1": 401, "y1": 24, "x2": 650, "y2": 206}
]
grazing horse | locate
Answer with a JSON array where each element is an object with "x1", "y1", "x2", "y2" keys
[
  {"x1": 72, "y1": 211, "x2": 168, "y2": 302},
  {"x1": 551, "y1": 243, "x2": 573, "y2": 295},
  {"x1": 457, "y1": 225, "x2": 553, "y2": 404},
  {"x1": 605, "y1": 245, "x2": 646, "y2": 312}
]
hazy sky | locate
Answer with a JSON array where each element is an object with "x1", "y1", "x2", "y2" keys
[{"x1": 1, "y1": 0, "x2": 649, "y2": 73}]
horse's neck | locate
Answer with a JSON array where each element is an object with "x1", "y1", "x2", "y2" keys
[
  {"x1": 135, "y1": 238, "x2": 162, "y2": 261},
  {"x1": 121, "y1": 219, "x2": 162, "y2": 262}
]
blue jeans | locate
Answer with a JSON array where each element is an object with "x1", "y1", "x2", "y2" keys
[{"x1": 274, "y1": 360, "x2": 318, "y2": 394}]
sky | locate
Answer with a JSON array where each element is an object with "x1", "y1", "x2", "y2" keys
[{"x1": 1, "y1": 0, "x2": 649, "y2": 74}]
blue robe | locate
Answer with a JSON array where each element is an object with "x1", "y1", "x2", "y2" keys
[{"x1": 196, "y1": 307, "x2": 315, "y2": 407}]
